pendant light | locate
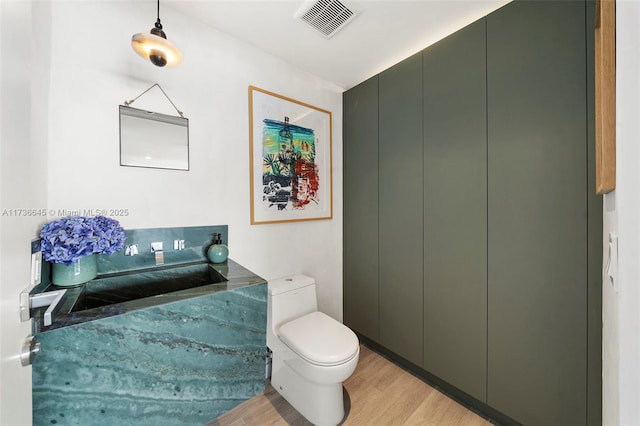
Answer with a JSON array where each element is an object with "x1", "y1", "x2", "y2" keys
[{"x1": 131, "y1": 0, "x2": 182, "y2": 67}]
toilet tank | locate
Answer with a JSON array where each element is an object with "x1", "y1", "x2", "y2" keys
[{"x1": 268, "y1": 275, "x2": 318, "y2": 340}]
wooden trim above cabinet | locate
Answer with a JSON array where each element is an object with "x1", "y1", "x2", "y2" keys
[{"x1": 595, "y1": 0, "x2": 616, "y2": 194}]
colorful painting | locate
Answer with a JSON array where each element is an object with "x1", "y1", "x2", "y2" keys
[{"x1": 249, "y1": 86, "x2": 332, "y2": 224}]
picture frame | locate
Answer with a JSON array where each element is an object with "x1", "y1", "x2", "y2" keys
[{"x1": 248, "y1": 86, "x2": 333, "y2": 224}]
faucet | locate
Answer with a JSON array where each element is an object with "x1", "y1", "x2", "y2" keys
[
  {"x1": 151, "y1": 242, "x2": 164, "y2": 265},
  {"x1": 125, "y1": 244, "x2": 139, "y2": 256}
]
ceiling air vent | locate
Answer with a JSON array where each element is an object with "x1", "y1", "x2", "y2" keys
[{"x1": 294, "y1": 0, "x2": 359, "y2": 39}]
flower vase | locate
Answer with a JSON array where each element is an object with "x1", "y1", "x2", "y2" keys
[{"x1": 52, "y1": 254, "x2": 97, "y2": 287}]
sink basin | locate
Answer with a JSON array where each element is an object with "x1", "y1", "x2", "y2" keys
[{"x1": 70, "y1": 263, "x2": 227, "y2": 312}]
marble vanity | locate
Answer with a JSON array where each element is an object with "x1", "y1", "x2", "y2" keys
[{"x1": 30, "y1": 225, "x2": 267, "y2": 426}]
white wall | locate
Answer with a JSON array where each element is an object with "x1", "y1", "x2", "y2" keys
[
  {"x1": 602, "y1": 1, "x2": 640, "y2": 424},
  {"x1": 1, "y1": 1, "x2": 343, "y2": 423},
  {"x1": 44, "y1": 0, "x2": 344, "y2": 318}
]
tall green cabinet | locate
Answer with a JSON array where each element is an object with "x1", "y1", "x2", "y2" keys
[
  {"x1": 343, "y1": 1, "x2": 601, "y2": 425},
  {"x1": 486, "y1": 1, "x2": 597, "y2": 424},
  {"x1": 344, "y1": 76, "x2": 379, "y2": 341},
  {"x1": 423, "y1": 19, "x2": 488, "y2": 403},
  {"x1": 378, "y1": 53, "x2": 424, "y2": 366}
]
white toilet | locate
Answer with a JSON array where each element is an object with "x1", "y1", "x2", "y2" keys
[{"x1": 267, "y1": 274, "x2": 360, "y2": 426}]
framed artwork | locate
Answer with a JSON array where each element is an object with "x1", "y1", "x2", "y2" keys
[{"x1": 248, "y1": 86, "x2": 333, "y2": 224}]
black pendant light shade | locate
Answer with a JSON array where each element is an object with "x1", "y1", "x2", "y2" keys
[{"x1": 131, "y1": 0, "x2": 182, "y2": 67}]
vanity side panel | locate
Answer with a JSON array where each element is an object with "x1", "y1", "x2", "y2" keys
[{"x1": 32, "y1": 283, "x2": 267, "y2": 426}]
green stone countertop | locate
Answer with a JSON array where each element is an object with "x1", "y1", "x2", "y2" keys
[{"x1": 33, "y1": 258, "x2": 265, "y2": 333}]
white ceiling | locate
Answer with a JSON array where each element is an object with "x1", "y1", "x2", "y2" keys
[{"x1": 167, "y1": 0, "x2": 511, "y2": 90}]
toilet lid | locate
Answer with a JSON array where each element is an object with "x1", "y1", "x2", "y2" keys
[{"x1": 278, "y1": 311, "x2": 359, "y2": 366}]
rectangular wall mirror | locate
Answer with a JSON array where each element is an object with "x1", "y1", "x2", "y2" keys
[{"x1": 119, "y1": 105, "x2": 189, "y2": 171}]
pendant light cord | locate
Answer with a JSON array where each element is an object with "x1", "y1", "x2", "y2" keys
[
  {"x1": 124, "y1": 83, "x2": 184, "y2": 117},
  {"x1": 155, "y1": 0, "x2": 162, "y2": 29}
]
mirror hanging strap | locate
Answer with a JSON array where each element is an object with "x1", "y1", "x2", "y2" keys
[{"x1": 124, "y1": 83, "x2": 184, "y2": 117}]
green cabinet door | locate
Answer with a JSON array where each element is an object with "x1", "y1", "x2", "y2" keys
[
  {"x1": 487, "y1": 1, "x2": 588, "y2": 424},
  {"x1": 343, "y1": 76, "x2": 380, "y2": 341},
  {"x1": 423, "y1": 19, "x2": 488, "y2": 402},
  {"x1": 585, "y1": 2, "x2": 603, "y2": 425},
  {"x1": 378, "y1": 52, "x2": 424, "y2": 366}
]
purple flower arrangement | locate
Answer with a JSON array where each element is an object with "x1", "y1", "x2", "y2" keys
[{"x1": 40, "y1": 215, "x2": 126, "y2": 265}]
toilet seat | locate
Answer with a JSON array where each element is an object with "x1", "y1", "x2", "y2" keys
[{"x1": 278, "y1": 311, "x2": 359, "y2": 367}]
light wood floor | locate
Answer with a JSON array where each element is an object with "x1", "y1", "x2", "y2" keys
[{"x1": 209, "y1": 345, "x2": 492, "y2": 426}]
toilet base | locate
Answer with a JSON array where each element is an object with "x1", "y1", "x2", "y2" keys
[{"x1": 271, "y1": 353, "x2": 345, "y2": 426}]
